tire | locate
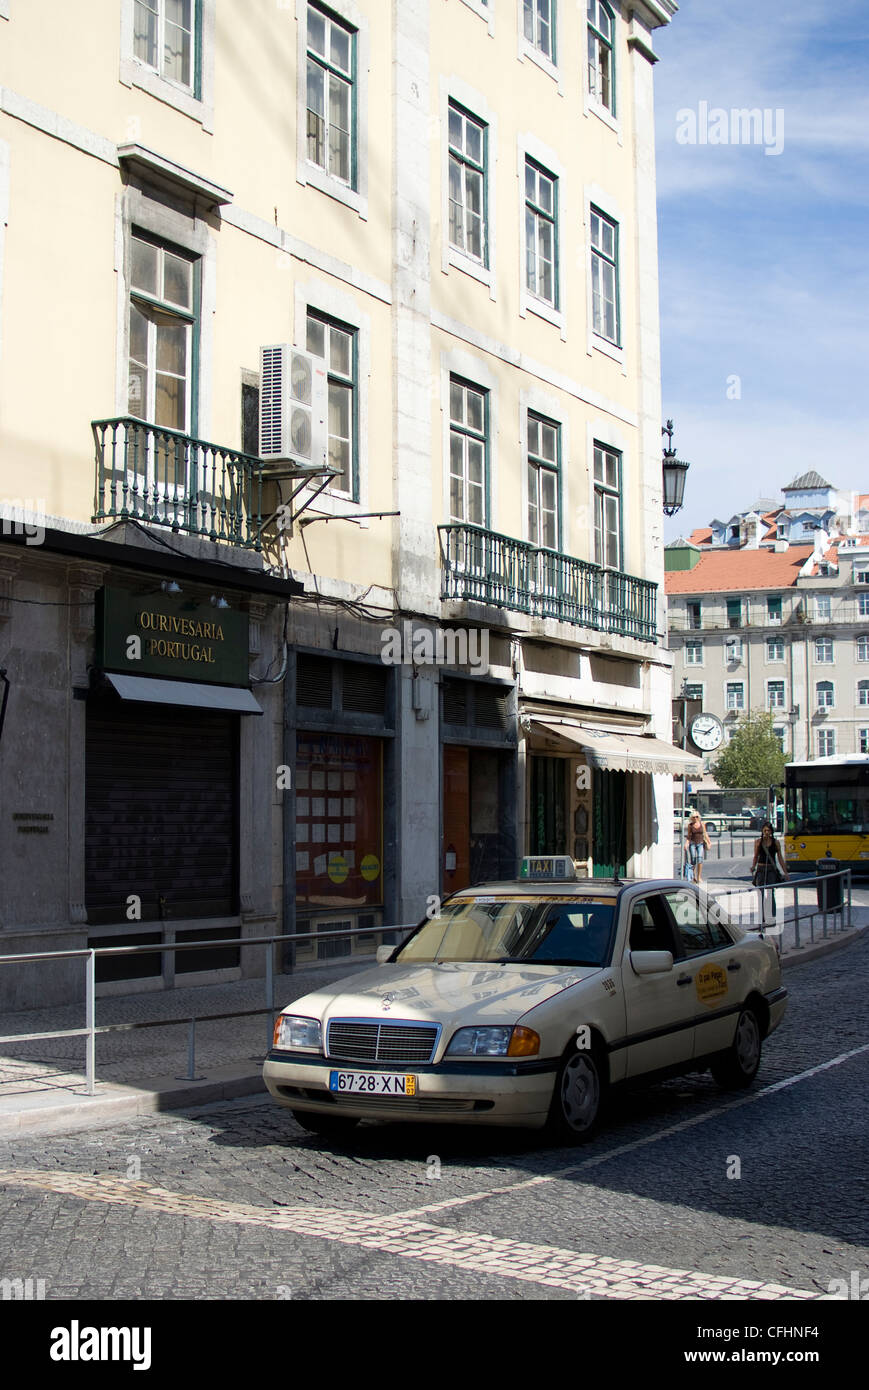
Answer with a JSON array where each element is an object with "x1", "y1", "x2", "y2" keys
[
  {"x1": 710, "y1": 1006, "x2": 762, "y2": 1090},
  {"x1": 290, "y1": 1109, "x2": 360, "y2": 1138},
  {"x1": 547, "y1": 1044, "x2": 605, "y2": 1143}
]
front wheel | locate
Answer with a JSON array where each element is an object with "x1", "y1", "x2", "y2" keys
[
  {"x1": 710, "y1": 1006, "x2": 762, "y2": 1090},
  {"x1": 547, "y1": 1046, "x2": 605, "y2": 1143},
  {"x1": 291, "y1": 1109, "x2": 360, "y2": 1138}
]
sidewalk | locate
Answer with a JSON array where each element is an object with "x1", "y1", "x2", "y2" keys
[{"x1": 0, "y1": 888, "x2": 865, "y2": 1138}]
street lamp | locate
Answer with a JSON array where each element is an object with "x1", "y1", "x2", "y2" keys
[{"x1": 662, "y1": 419, "x2": 690, "y2": 516}]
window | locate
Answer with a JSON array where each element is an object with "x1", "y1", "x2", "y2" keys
[
  {"x1": 448, "y1": 103, "x2": 487, "y2": 265},
  {"x1": 526, "y1": 414, "x2": 559, "y2": 549},
  {"x1": 525, "y1": 160, "x2": 557, "y2": 307},
  {"x1": 307, "y1": 3, "x2": 355, "y2": 186},
  {"x1": 816, "y1": 681, "x2": 834, "y2": 709},
  {"x1": 725, "y1": 637, "x2": 743, "y2": 663},
  {"x1": 523, "y1": 0, "x2": 554, "y2": 61},
  {"x1": 593, "y1": 443, "x2": 621, "y2": 570},
  {"x1": 726, "y1": 682, "x2": 744, "y2": 711},
  {"x1": 726, "y1": 598, "x2": 741, "y2": 629},
  {"x1": 858, "y1": 636, "x2": 869, "y2": 662},
  {"x1": 127, "y1": 232, "x2": 196, "y2": 431},
  {"x1": 767, "y1": 595, "x2": 782, "y2": 624},
  {"x1": 684, "y1": 683, "x2": 704, "y2": 701},
  {"x1": 306, "y1": 312, "x2": 357, "y2": 499},
  {"x1": 773, "y1": 727, "x2": 786, "y2": 753},
  {"x1": 859, "y1": 593, "x2": 869, "y2": 616},
  {"x1": 449, "y1": 378, "x2": 487, "y2": 525},
  {"x1": 685, "y1": 641, "x2": 703, "y2": 666},
  {"x1": 860, "y1": 729, "x2": 869, "y2": 754},
  {"x1": 590, "y1": 207, "x2": 619, "y2": 344},
  {"x1": 686, "y1": 600, "x2": 702, "y2": 630},
  {"x1": 587, "y1": 1, "x2": 614, "y2": 112},
  {"x1": 815, "y1": 637, "x2": 833, "y2": 663},
  {"x1": 766, "y1": 636, "x2": 785, "y2": 662},
  {"x1": 858, "y1": 681, "x2": 869, "y2": 707},
  {"x1": 767, "y1": 680, "x2": 785, "y2": 710},
  {"x1": 815, "y1": 594, "x2": 831, "y2": 621},
  {"x1": 818, "y1": 728, "x2": 836, "y2": 756},
  {"x1": 133, "y1": 0, "x2": 196, "y2": 91}
]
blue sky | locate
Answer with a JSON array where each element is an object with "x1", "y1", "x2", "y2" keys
[{"x1": 654, "y1": 0, "x2": 869, "y2": 540}]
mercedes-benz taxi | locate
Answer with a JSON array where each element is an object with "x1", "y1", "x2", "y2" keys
[{"x1": 263, "y1": 858, "x2": 787, "y2": 1142}]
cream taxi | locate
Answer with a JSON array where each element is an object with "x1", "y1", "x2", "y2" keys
[{"x1": 263, "y1": 858, "x2": 787, "y2": 1142}]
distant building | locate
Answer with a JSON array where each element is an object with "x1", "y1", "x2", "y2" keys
[{"x1": 666, "y1": 475, "x2": 869, "y2": 775}]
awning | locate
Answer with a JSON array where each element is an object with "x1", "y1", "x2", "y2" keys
[
  {"x1": 105, "y1": 674, "x2": 263, "y2": 715},
  {"x1": 529, "y1": 718, "x2": 702, "y2": 775}
]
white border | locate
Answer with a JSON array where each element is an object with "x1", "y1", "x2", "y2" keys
[
  {"x1": 584, "y1": 183, "x2": 626, "y2": 368},
  {"x1": 724, "y1": 679, "x2": 745, "y2": 712},
  {"x1": 439, "y1": 76, "x2": 497, "y2": 299},
  {"x1": 584, "y1": 0, "x2": 623, "y2": 142},
  {"x1": 586, "y1": 417, "x2": 630, "y2": 572},
  {"x1": 518, "y1": 133, "x2": 566, "y2": 337},
  {"x1": 293, "y1": 277, "x2": 371, "y2": 520},
  {"x1": 119, "y1": 0, "x2": 216, "y2": 134},
  {"x1": 814, "y1": 678, "x2": 835, "y2": 710},
  {"x1": 516, "y1": 0, "x2": 564, "y2": 93},
  {"x1": 295, "y1": 0, "x2": 370, "y2": 220},
  {"x1": 519, "y1": 385, "x2": 567, "y2": 549},
  {"x1": 459, "y1": 0, "x2": 495, "y2": 34}
]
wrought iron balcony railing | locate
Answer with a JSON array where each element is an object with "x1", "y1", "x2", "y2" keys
[
  {"x1": 92, "y1": 418, "x2": 269, "y2": 551},
  {"x1": 438, "y1": 524, "x2": 658, "y2": 642}
]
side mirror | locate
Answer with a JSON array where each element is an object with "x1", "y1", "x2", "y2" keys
[
  {"x1": 376, "y1": 945, "x2": 394, "y2": 965},
  {"x1": 630, "y1": 950, "x2": 674, "y2": 976}
]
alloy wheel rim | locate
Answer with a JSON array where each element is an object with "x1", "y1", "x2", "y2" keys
[
  {"x1": 561, "y1": 1053, "x2": 599, "y2": 1131},
  {"x1": 736, "y1": 1011, "x2": 760, "y2": 1074}
]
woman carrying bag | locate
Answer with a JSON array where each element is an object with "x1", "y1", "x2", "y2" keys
[
  {"x1": 684, "y1": 811, "x2": 711, "y2": 883},
  {"x1": 751, "y1": 820, "x2": 789, "y2": 926}
]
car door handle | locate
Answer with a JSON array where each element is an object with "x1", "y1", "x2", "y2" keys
[
  {"x1": 726, "y1": 961, "x2": 742, "y2": 972},
  {"x1": 676, "y1": 974, "x2": 692, "y2": 986}
]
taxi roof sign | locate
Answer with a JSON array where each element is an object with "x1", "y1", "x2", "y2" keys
[{"x1": 519, "y1": 856, "x2": 578, "y2": 881}]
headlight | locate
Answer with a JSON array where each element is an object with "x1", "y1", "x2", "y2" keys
[
  {"x1": 273, "y1": 1014, "x2": 322, "y2": 1051},
  {"x1": 446, "y1": 1025, "x2": 540, "y2": 1057}
]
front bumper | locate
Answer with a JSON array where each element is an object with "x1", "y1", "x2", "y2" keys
[{"x1": 262, "y1": 1050, "x2": 558, "y2": 1128}]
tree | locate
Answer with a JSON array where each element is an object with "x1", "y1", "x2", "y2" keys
[{"x1": 711, "y1": 710, "x2": 789, "y2": 790}]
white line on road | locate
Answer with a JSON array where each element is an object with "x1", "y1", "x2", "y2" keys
[
  {"x1": 0, "y1": 1168, "x2": 824, "y2": 1301},
  {"x1": 399, "y1": 1041, "x2": 869, "y2": 1219}
]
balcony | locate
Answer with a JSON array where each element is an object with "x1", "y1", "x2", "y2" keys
[
  {"x1": 438, "y1": 523, "x2": 657, "y2": 643},
  {"x1": 92, "y1": 418, "x2": 270, "y2": 551}
]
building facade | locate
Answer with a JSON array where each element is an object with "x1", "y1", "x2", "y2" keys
[
  {"x1": 0, "y1": 0, "x2": 684, "y2": 1004},
  {"x1": 666, "y1": 474, "x2": 869, "y2": 778}
]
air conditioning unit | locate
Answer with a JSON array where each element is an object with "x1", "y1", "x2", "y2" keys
[
  {"x1": 259, "y1": 345, "x2": 329, "y2": 472},
  {"x1": 725, "y1": 639, "x2": 743, "y2": 662}
]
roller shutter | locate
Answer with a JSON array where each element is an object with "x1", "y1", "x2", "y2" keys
[{"x1": 85, "y1": 702, "x2": 238, "y2": 925}]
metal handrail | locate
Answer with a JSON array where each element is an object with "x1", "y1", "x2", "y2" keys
[
  {"x1": 0, "y1": 924, "x2": 411, "y2": 1097},
  {"x1": 708, "y1": 868, "x2": 852, "y2": 951}
]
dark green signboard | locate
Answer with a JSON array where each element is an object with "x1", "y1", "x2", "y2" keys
[{"x1": 98, "y1": 587, "x2": 250, "y2": 687}]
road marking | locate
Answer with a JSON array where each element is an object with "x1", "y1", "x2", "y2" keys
[
  {"x1": 0, "y1": 1169, "x2": 821, "y2": 1301},
  {"x1": 400, "y1": 1041, "x2": 869, "y2": 1219}
]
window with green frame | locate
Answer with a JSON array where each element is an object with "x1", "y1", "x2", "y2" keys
[
  {"x1": 593, "y1": 442, "x2": 621, "y2": 570},
  {"x1": 133, "y1": 0, "x2": 199, "y2": 93},
  {"x1": 525, "y1": 159, "x2": 558, "y2": 307},
  {"x1": 449, "y1": 377, "x2": 487, "y2": 526},
  {"x1": 527, "y1": 413, "x2": 559, "y2": 550},
  {"x1": 590, "y1": 206, "x2": 619, "y2": 344},
  {"x1": 523, "y1": 0, "x2": 555, "y2": 62},
  {"x1": 306, "y1": 310, "x2": 358, "y2": 500},
  {"x1": 306, "y1": 2, "x2": 356, "y2": 187},
  {"x1": 587, "y1": 0, "x2": 614, "y2": 113},
  {"x1": 127, "y1": 231, "x2": 198, "y2": 433},
  {"x1": 448, "y1": 102, "x2": 487, "y2": 265}
]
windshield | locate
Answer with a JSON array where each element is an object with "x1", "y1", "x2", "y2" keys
[
  {"x1": 395, "y1": 897, "x2": 615, "y2": 967},
  {"x1": 787, "y1": 779, "x2": 869, "y2": 835}
]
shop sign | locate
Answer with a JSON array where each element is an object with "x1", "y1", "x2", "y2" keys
[{"x1": 98, "y1": 586, "x2": 249, "y2": 687}]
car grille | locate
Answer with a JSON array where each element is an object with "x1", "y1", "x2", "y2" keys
[{"x1": 326, "y1": 1021, "x2": 438, "y2": 1064}]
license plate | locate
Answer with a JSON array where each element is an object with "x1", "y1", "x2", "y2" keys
[{"x1": 329, "y1": 1070, "x2": 417, "y2": 1096}]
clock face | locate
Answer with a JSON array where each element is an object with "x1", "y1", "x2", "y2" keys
[{"x1": 690, "y1": 713, "x2": 724, "y2": 751}]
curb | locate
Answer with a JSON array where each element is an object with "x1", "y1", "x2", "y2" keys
[{"x1": 781, "y1": 922, "x2": 868, "y2": 968}]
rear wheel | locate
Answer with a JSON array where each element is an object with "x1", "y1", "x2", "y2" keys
[
  {"x1": 710, "y1": 1006, "x2": 762, "y2": 1090},
  {"x1": 291, "y1": 1110, "x2": 359, "y2": 1138},
  {"x1": 547, "y1": 1045, "x2": 605, "y2": 1143}
]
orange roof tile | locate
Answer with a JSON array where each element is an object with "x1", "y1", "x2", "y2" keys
[
  {"x1": 687, "y1": 527, "x2": 712, "y2": 545},
  {"x1": 665, "y1": 545, "x2": 814, "y2": 594}
]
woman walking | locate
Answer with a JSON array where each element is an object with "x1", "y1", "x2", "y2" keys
[
  {"x1": 751, "y1": 820, "x2": 789, "y2": 925},
  {"x1": 684, "y1": 811, "x2": 711, "y2": 883}
]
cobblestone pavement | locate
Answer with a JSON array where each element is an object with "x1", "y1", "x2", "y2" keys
[{"x1": 0, "y1": 931, "x2": 866, "y2": 1302}]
